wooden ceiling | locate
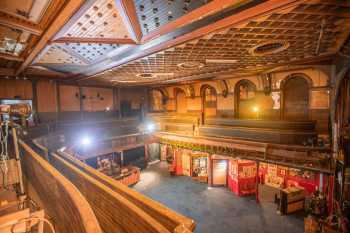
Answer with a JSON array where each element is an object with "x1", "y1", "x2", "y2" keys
[{"x1": 0, "y1": 0, "x2": 350, "y2": 85}]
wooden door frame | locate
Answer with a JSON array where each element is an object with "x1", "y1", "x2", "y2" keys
[
  {"x1": 211, "y1": 158, "x2": 229, "y2": 187},
  {"x1": 280, "y1": 74, "x2": 312, "y2": 120}
]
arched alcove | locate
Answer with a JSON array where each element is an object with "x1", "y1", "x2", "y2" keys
[
  {"x1": 200, "y1": 84, "x2": 217, "y2": 122},
  {"x1": 234, "y1": 79, "x2": 257, "y2": 119},
  {"x1": 174, "y1": 88, "x2": 187, "y2": 114},
  {"x1": 282, "y1": 75, "x2": 311, "y2": 120}
]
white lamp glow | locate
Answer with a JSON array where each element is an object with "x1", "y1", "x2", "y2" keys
[
  {"x1": 147, "y1": 123, "x2": 155, "y2": 132},
  {"x1": 81, "y1": 136, "x2": 91, "y2": 146}
]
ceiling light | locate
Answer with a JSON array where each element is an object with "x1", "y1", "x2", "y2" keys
[
  {"x1": 249, "y1": 41, "x2": 289, "y2": 56},
  {"x1": 136, "y1": 73, "x2": 155, "y2": 78},
  {"x1": 177, "y1": 62, "x2": 204, "y2": 70},
  {"x1": 206, "y1": 59, "x2": 238, "y2": 64}
]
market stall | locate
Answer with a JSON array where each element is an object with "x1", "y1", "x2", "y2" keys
[{"x1": 228, "y1": 159, "x2": 257, "y2": 196}]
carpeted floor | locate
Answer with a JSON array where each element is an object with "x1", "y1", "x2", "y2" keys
[{"x1": 133, "y1": 161, "x2": 304, "y2": 233}]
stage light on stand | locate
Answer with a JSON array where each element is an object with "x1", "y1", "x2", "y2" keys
[
  {"x1": 81, "y1": 136, "x2": 91, "y2": 146},
  {"x1": 253, "y1": 106, "x2": 260, "y2": 119},
  {"x1": 147, "y1": 123, "x2": 155, "y2": 132}
]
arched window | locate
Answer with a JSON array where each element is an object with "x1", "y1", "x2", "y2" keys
[
  {"x1": 234, "y1": 80, "x2": 256, "y2": 119},
  {"x1": 282, "y1": 75, "x2": 310, "y2": 120},
  {"x1": 201, "y1": 85, "x2": 217, "y2": 121},
  {"x1": 175, "y1": 88, "x2": 187, "y2": 114}
]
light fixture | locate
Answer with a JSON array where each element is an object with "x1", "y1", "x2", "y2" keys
[
  {"x1": 177, "y1": 61, "x2": 204, "y2": 70},
  {"x1": 81, "y1": 136, "x2": 91, "y2": 146},
  {"x1": 147, "y1": 123, "x2": 155, "y2": 132},
  {"x1": 249, "y1": 41, "x2": 289, "y2": 56},
  {"x1": 252, "y1": 106, "x2": 260, "y2": 119}
]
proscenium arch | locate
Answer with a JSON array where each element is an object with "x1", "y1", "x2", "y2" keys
[
  {"x1": 280, "y1": 73, "x2": 312, "y2": 120},
  {"x1": 234, "y1": 79, "x2": 257, "y2": 119},
  {"x1": 200, "y1": 84, "x2": 218, "y2": 123}
]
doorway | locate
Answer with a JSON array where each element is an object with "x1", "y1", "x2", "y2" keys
[
  {"x1": 283, "y1": 76, "x2": 310, "y2": 120},
  {"x1": 212, "y1": 159, "x2": 228, "y2": 186}
]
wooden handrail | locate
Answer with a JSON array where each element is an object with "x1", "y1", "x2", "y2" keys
[
  {"x1": 19, "y1": 140, "x2": 102, "y2": 233},
  {"x1": 56, "y1": 150, "x2": 196, "y2": 232}
]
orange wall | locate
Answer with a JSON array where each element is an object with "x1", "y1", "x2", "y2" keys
[
  {"x1": 82, "y1": 87, "x2": 113, "y2": 112},
  {"x1": 59, "y1": 85, "x2": 81, "y2": 111},
  {"x1": 37, "y1": 80, "x2": 57, "y2": 112},
  {"x1": 0, "y1": 79, "x2": 32, "y2": 99}
]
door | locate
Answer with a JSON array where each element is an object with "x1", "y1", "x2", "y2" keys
[
  {"x1": 283, "y1": 77, "x2": 309, "y2": 120},
  {"x1": 212, "y1": 159, "x2": 228, "y2": 186},
  {"x1": 182, "y1": 153, "x2": 191, "y2": 176}
]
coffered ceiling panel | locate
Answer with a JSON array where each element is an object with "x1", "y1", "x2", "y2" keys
[
  {"x1": 37, "y1": 45, "x2": 88, "y2": 65},
  {"x1": 63, "y1": 0, "x2": 131, "y2": 39},
  {"x1": 89, "y1": 1, "x2": 350, "y2": 85},
  {"x1": 64, "y1": 42, "x2": 122, "y2": 63},
  {"x1": 134, "y1": 0, "x2": 212, "y2": 34}
]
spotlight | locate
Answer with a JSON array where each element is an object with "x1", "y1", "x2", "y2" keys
[
  {"x1": 81, "y1": 136, "x2": 91, "y2": 146},
  {"x1": 147, "y1": 123, "x2": 155, "y2": 132},
  {"x1": 105, "y1": 107, "x2": 110, "y2": 111}
]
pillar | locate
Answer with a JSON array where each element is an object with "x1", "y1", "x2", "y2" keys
[
  {"x1": 120, "y1": 151, "x2": 124, "y2": 166},
  {"x1": 256, "y1": 161, "x2": 260, "y2": 203},
  {"x1": 208, "y1": 154, "x2": 213, "y2": 186}
]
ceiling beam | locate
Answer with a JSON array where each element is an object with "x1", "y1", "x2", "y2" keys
[
  {"x1": 0, "y1": 68, "x2": 15, "y2": 76},
  {"x1": 16, "y1": 0, "x2": 85, "y2": 76},
  {"x1": 0, "y1": 53, "x2": 24, "y2": 62},
  {"x1": 51, "y1": 37, "x2": 137, "y2": 45},
  {"x1": 114, "y1": 0, "x2": 143, "y2": 42},
  {"x1": 142, "y1": 0, "x2": 255, "y2": 43},
  {"x1": 76, "y1": 0, "x2": 306, "y2": 81},
  {"x1": 0, "y1": 11, "x2": 42, "y2": 36}
]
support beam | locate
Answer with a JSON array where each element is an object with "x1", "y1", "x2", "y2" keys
[
  {"x1": 115, "y1": 0, "x2": 143, "y2": 42},
  {"x1": 0, "y1": 53, "x2": 24, "y2": 62},
  {"x1": 142, "y1": 0, "x2": 257, "y2": 43},
  {"x1": 16, "y1": 0, "x2": 85, "y2": 76},
  {"x1": 52, "y1": 37, "x2": 137, "y2": 45},
  {"x1": 0, "y1": 11, "x2": 42, "y2": 36},
  {"x1": 0, "y1": 68, "x2": 15, "y2": 76}
]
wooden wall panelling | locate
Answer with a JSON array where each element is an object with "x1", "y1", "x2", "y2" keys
[
  {"x1": 59, "y1": 85, "x2": 81, "y2": 111},
  {"x1": 0, "y1": 79, "x2": 32, "y2": 99},
  {"x1": 50, "y1": 152, "x2": 173, "y2": 233},
  {"x1": 82, "y1": 86, "x2": 113, "y2": 111},
  {"x1": 19, "y1": 140, "x2": 102, "y2": 233},
  {"x1": 31, "y1": 80, "x2": 38, "y2": 118},
  {"x1": 36, "y1": 80, "x2": 58, "y2": 113}
]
